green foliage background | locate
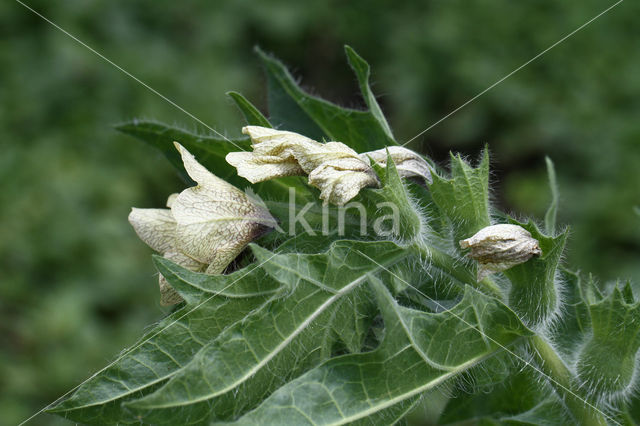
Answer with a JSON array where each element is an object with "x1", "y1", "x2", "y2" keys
[{"x1": 1, "y1": 0, "x2": 638, "y2": 424}]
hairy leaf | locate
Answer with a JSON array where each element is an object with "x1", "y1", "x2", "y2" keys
[
  {"x1": 575, "y1": 283, "x2": 640, "y2": 397},
  {"x1": 344, "y1": 45, "x2": 394, "y2": 141},
  {"x1": 120, "y1": 240, "x2": 407, "y2": 423},
  {"x1": 429, "y1": 150, "x2": 491, "y2": 245},
  {"x1": 256, "y1": 47, "x2": 395, "y2": 152},
  {"x1": 544, "y1": 156, "x2": 559, "y2": 235},
  {"x1": 226, "y1": 91, "x2": 272, "y2": 128},
  {"x1": 48, "y1": 260, "x2": 277, "y2": 424},
  {"x1": 503, "y1": 219, "x2": 567, "y2": 327},
  {"x1": 51, "y1": 47, "x2": 639, "y2": 426},
  {"x1": 233, "y1": 277, "x2": 532, "y2": 425}
]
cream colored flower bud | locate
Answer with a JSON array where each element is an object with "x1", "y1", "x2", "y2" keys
[
  {"x1": 227, "y1": 126, "x2": 436, "y2": 205},
  {"x1": 129, "y1": 143, "x2": 276, "y2": 305},
  {"x1": 227, "y1": 126, "x2": 363, "y2": 180},
  {"x1": 308, "y1": 157, "x2": 379, "y2": 206},
  {"x1": 227, "y1": 126, "x2": 379, "y2": 205},
  {"x1": 360, "y1": 146, "x2": 433, "y2": 183},
  {"x1": 459, "y1": 224, "x2": 542, "y2": 281}
]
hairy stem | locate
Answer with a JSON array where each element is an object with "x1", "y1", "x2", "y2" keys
[
  {"x1": 528, "y1": 336, "x2": 607, "y2": 426},
  {"x1": 412, "y1": 242, "x2": 504, "y2": 300}
]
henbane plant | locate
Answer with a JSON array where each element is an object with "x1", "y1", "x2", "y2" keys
[{"x1": 48, "y1": 46, "x2": 640, "y2": 425}]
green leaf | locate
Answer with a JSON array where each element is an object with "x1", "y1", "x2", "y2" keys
[
  {"x1": 53, "y1": 46, "x2": 639, "y2": 426},
  {"x1": 344, "y1": 45, "x2": 394, "y2": 141},
  {"x1": 227, "y1": 91, "x2": 272, "y2": 128},
  {"x1": 547, "y1": 269, "x2": 591, "y2": 357},
  {"x1": 544, "y1": 157, "x2": 559, "y2": 235},
  {"x1": 503, "y1": 219, "x2": 567, "y2": 327},
  {"x1": 325, "y1": 285, "x2": 377, "y2": 354},
  {"x1": 256, "y1": 46, "x2": 395, "y2": 152},
  {"x1": 233, "y1": 277, "x2": 532, "y2": 425},
  {"x1": 575, "y1": 284, "x2": 640, "y2": 396},
  {"x1": 117, "y1": 119, "x2": 310, "y2": 202},
  {"x1": 48, "y1": 260, "x2": 275, "y2": 424},
  {"x1": 153, "y1": 255, "x2": 282, "y2": 303},
  {"x1": 362, "y1": 152, "x2": 423, "y2": 240},
  {"x1": 429, "y1": 149, "x2": 491, "y2": 245},
  {"x1": 116, "y1": 119, "x2": 249, "y2": 185},
  {"x1": 440, "y1": 367, "x2": 564, "y2": 425},
  {"x1": 500, "y1": 397, "x2": 571, "y2": 426},
  {"x1": 123, "y1": 240, "x2": 407, "y2": 423}
]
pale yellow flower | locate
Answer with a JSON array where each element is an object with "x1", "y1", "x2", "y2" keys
[
  {"x1": 308, "y1": 157, "x2": 378, "y2": 206},
  {"x1": 129, "y1": 143, "x2": 276, "y2": 305},
  {"x1": 227, "y1": 126, "x2": 431, "y2": 206},
  {"x1": 227, "y1": 126, "x2": 360, "y2": 179}
]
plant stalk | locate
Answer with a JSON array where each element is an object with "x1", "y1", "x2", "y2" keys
[
  {"x1": 412, "y1": 242, "x2": 504, "y2": 300},
  {"x1": 528, "y1": 335, "x2": 608, "y2": 426}
]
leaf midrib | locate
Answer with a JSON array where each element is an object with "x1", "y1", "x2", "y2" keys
[
  {"x1": 329, "y1": 352, "x2": 494, "y2": 426},
  {"x1": 132, "y1": 275, "x2": 370, "y2": 409},
  {"x1": 52, "y1": 297, "x2": 272, "y2": 411},
  {"x1": 133, "y1": 250, "x2": 405, "y2": 409}
]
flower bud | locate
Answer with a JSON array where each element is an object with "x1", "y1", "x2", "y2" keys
[
  {"x1": 459, "y1": 224, "x2": 542, "y2": 281},
  {"x1": 227, "y1": 126, "x2": 362, "y2": 182},
  {"x1": 308, "y1": 157, "x2": 378, "y2": 206},
  {"x1": 227, "y1": 126, "x2": 378, "y2": 205},
  {"x1": 360, "y1": 146, "x2": 432, "y2": 183},
  {"x1": 227, "y1": 126, "x2": 435, "y2": 205}
]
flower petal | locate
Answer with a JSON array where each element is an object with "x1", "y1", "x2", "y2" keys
[
  {"x1": 166, "y1": 193, "x2": 179, "y2": 208},
  {"x1": 238, "y1": 126, "x2": 361, "y2": 174},
  {"x1": 362, "y1": 146, "x2": 433, "y2": 183},
  {"x1": 226, "y1": 151, "x2": 304, "y2": 183},
  {"x1": 230, "y1": 126, "x2": 380, "y2": 205},
  {"x1": 172, "y1": 143, "x2": 277, "y2": 265},
  {"x1": 308, "y1": 157, "x2": 379, "y2": 205},
  {"x1": 128, "y1": 208, "x2": 176, "y2": 254}
]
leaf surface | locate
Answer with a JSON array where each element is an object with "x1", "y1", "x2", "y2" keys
[
  {"x1": 257, "y1": 47, "x2": 395, "y2": 152},
  {"x1": 504, "y1": 219, "x2": 567, "y2": 327},
  {"x1": 48, "y1": 260, "x2": 275, "y2": 424},
  {"x1": 233, "y1": 277, "x2": 532, "y2": 425},
  {"x1": 227, "y1": 91, "x2": 272, "y2": 128},
  {"x1": 544, "y1": 156, "x2": 559, "y2": 235},
  {"x1": 123, "y1": 240, "x2": 407, "y2": 423},
  {"x1": 429, "y1": 150, "x2": 491, "y2": 245}
]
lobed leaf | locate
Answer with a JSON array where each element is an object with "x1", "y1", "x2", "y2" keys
[
  {"x1": 575, "y1": 283, "x2": 640, "y2": 396},
  {"x1": 122, "y1": 240, "x2": 407, "y2": 423},
  {"x1": 256, "y1": 46, "x2": 395, "y2": 152},
  {"x1": 233, "y1": 277, "x2": 532, "y2": 425},
  {"x1": 344, "y1": 45, "x2": 394, "y2": 141},
  {"x1": 503, "y1": 219, "x2": 567, "y2": 328},
  {"x1": 52, "y1": 46, "x2": 640, "y2": 426},
  {"x1": 48, "y1": 260, "x2": 275, "y2": 424},
  {"x1": 429, "y1": 150, "x2": 491, "y2": 246}
]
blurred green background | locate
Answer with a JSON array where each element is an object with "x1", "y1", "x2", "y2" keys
[{"x1": 1, "y1": 0, "x2": 638, "y2": 424}]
